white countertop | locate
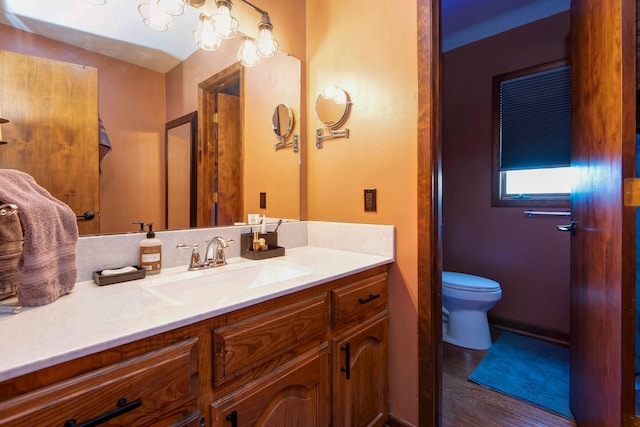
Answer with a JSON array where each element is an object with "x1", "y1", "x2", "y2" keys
[{"x1": 0, "y1": 246, "x2": 393, "y2": 382}]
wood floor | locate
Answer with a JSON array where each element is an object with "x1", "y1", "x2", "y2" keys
[{"x1": 442, "y1": 336, "x2": 576, "y2": 427}]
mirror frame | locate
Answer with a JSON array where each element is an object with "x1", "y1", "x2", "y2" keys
[{"x1": 165, "y1": 111, "x2": 198, "y2": 229}]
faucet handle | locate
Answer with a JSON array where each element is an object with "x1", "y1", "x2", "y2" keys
[
  {"x1": 206, "y1": 237, "x2": 234, "y2": 248},
  {"x1": 177, "y1": 243, "x2": 202, "y2": 269}
]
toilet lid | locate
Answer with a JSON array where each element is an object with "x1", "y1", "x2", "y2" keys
[{"x1": 442, "y1": 271, "x2": 501, "y2": 292}]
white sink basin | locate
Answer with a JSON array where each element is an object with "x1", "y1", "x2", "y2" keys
[{"x1": 140, "y1": 260, "x2": 312, "y2": 306}]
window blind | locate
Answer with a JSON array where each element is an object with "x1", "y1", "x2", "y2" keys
[{"x1": 499, "y1": 65, "x2": 571, "y2": 171}]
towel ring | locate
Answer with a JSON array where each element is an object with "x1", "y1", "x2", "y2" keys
[{"x1": 0, "y1": 204, "x2": 18, "y2": 216}]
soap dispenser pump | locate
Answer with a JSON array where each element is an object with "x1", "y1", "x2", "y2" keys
[{"x1": 140, "y1": 223, "x2": 162, "y2": 274}]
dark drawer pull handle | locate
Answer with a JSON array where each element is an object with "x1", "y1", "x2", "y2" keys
[
  {"x1": 64, "y1": 398, "x2": 141, "y2": 427},
  {"x1": 358, "y1": 293, "x2": 381, "y2": 304},
  {"x1": 226, "y1": 410, "x2": 238, "y2": 427},
  {"x1": 340, "y1": 343, "x2": 351, "y2": 380}
]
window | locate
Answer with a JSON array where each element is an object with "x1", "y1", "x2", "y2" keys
[{"x1": 492, "y1": 60, "x2": 571, "y2": 207}]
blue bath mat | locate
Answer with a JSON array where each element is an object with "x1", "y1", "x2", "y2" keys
[{"x1": 469, "y1": 331, "x2": 574, "y2": 420}]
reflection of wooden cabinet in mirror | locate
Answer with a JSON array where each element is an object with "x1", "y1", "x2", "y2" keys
[{"x1": 0, "y1": 50, "x2": 100, "y2": 235}]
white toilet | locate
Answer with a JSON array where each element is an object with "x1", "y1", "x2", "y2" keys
[{"x1": 442, "y1": 271, "x2": 502, "y2": 350}]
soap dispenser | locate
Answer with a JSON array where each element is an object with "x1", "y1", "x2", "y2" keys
[{"x1": 140, "y1": 223, "x2": 162, "y2": 274}]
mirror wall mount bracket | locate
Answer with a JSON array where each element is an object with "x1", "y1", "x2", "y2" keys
[
  {"x1": 274, "y1": 133, "x2": 299, "y2": 153},
  {"x1": 316, "y1": 128, "x2": 349, "y2": 149}
]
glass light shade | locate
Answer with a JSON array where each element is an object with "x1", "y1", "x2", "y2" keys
[
  {"x1": 193, "y1": 15, "x2": 221, "y2": 51},
  {"x1": 237, "y1": 36, "x2": 260, "y2": 67},
  {"x1": 158, "y1": 0, "x2": 186, "y2": 16},
  {"x1": 212, "y1": 0, "x2": 238, "y2": 39},
  {"x1": 138, "y1": 0, "x2": 173, "y2": 31},
  {"x1": 255, "y1": 25, "x2": 278, "y2": 58}
]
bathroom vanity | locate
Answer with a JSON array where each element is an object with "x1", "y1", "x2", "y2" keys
[{"x1": 0, "y1": 244, "x2": 392, "y2": 427}]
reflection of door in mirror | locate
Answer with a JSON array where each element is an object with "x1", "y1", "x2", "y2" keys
[
  {"x1": 199, "y1": 64, "x2": 243, "y2": 227},
  {"x1": 0, "y1": 51, "x2": 100, "y2": 235},
  {"x1": 166, "y1": 112, "x2": 197, "y2": 229}
]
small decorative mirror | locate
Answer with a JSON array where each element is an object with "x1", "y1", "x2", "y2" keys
[
  {"x1": 315, "y1": 86, "x2": 351, "y2": 149},
  {"x1": 272, "y1": 103, "x2": 299, "y2": 152}
]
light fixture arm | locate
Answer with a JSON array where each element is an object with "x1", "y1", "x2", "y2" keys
[{"x1": 239, "y1": 0, "x2": 267, "y2": 15}]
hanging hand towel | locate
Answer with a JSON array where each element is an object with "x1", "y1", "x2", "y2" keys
[{"x1": 0, "y1": 169, "x2": 78, "y2": 306}]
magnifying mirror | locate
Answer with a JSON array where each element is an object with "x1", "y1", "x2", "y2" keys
[
  {"x1": 315, "y1": 86, "x2": 351, "y2": 149},
  {"x1": 272, "y1": 103, "x2": 298, "y2": 152}
]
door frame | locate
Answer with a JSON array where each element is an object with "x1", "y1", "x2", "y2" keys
[
  {"x1": 417, "y1": 0, "x2": 638, "y2": 425},
  {"x1": 198, "y1": 62, "x2": 242, "y2": 227},
  {"x1": 417, "y1": 0, "x2": 442, "y2": 424}
]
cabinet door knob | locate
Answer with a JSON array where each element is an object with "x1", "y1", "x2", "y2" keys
[{"x1": 340, "y1": 343, "x2": 351, "y2": 380}]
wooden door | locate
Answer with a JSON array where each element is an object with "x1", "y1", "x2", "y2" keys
[
  {"x1": 569, "y1": 0, "x2": 636, "y2": 425},
  {"x1": 0, "y1": 50, "x2": 100, "y2": 235},
  {"x1": 216, "y1": 92, "x2": 242, "y2": 226}
]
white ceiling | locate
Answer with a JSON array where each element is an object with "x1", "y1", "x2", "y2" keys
[
  {"x1": 0, "y1": 0, "x2": 227, "y2": 72},
  {"x1": 0, "y1": 0, "x2": 571, "y2": 72}
]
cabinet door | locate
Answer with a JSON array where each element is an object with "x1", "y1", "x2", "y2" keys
[
  {"x1": 333, "y1": 315, "x2": 388, "y2": 427},
  {"x1": 210, "y1": 345, "x2": 329, "y2": 427}
]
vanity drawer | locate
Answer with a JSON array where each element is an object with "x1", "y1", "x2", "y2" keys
[
  {"x1": 213, "y1": 293, "x2": 329, "y2": 386},
  {"x1": 0, "y1": 337, "x2": 199, "y2": 426},
  {"x1": 332, "y1": 272, "x2": 388, "y2": 330}
]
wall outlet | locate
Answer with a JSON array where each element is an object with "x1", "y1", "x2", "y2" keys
[
  {"x1": 364, "y1": 188, "x2": 377, "y2": 212},
  {"x1": 260, "y1": 192, "x2": 266, "y2": 209}
]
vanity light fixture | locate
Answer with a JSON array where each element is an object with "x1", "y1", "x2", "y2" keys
[
  {"x1": 0, "y1": 118, "x2": 9, "y2": 145},
  {"x1": 137, "y1": 0, "x2": 279, "y2": 67}
]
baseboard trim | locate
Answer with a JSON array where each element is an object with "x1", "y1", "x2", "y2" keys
[
  {"x1": 489, "y1": 315, "x2": 570, "y2": 346},
  {"x1": 387, "y1": 413, "x2": 416, "y2": 427}
]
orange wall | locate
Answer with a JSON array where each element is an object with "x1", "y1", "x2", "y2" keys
[
  {"x1": 0, "y1": 24, "x2": 166, "y2": 235},
  {"x1": 306, "y1": 1, "x2": 419, "y2": 424},
  {"x1": 442, "y1": 12, "x2": 571, "y2": 335}
]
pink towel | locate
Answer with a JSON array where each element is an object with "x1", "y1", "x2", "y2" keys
[{"x1": 0, "y1": 169, "x2": 78, "y2": 306}]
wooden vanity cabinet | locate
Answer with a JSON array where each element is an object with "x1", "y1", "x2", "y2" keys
[
  {"x1": 332, "y1": 271, "x2": 389, "y2": 427},
  {"x1": 0, "y1": 265, "x2": 389, "y2": 427}
]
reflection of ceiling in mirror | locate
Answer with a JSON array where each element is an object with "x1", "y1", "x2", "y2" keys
[{"x1": 0, "y1": 0, "x2": 266, "y2": 73}]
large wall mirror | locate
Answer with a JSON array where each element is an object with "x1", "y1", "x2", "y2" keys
[{"x1": 0, "y1": 1, "x2": 302, "y2": 235}]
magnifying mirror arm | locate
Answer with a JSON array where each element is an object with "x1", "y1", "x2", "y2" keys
[
  {"x1": 274, "y1": 133, "x2": 299, "y2": 153},
  {"x1": 316, "y1": 127, "x2": 349, "y2": 149}
]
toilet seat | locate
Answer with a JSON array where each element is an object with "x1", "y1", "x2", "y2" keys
[{"x1": 443, "y1": 271, "x2": 501, "y2": 292}]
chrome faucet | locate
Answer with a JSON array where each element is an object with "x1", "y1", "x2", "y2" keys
[
  {"x1": 204, "y1": 236, "x2": 233, "y2": 266},
  {"x1": 177, "y1": 237, "x2": 234, "y2": 271}
]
